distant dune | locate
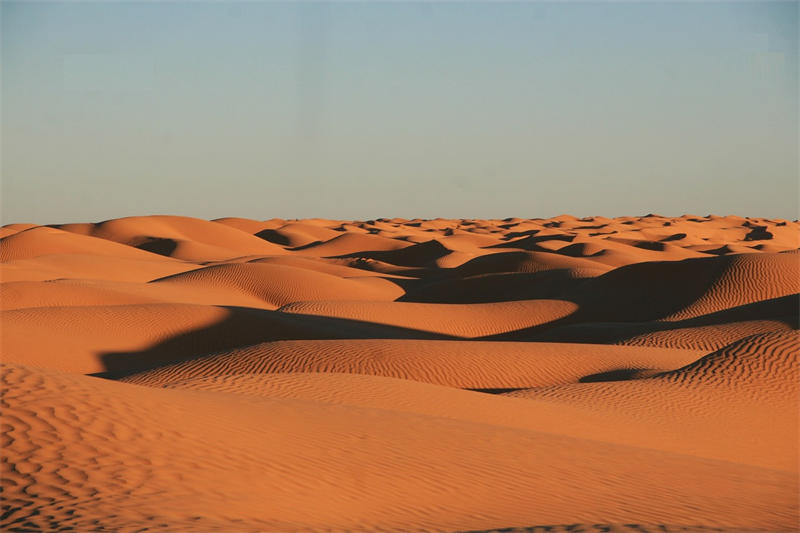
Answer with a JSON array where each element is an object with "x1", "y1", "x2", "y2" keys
[{"x1": 1, "y1": 214, "x2": 798, "y2": 532}]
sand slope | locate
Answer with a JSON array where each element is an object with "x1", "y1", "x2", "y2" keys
[
  {"x1": 121, "y1": 339, "x2": 704, "y2": 389},
  {"x1": 1, "y1": 214, "x2": 798, "y2": 531},
  {"x1": 2, "y1": 362, "x2": 796, "y2": 532}
]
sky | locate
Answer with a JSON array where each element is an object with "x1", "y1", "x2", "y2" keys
[{"x1": 2, "y1": 1, "x2": 798, "y2": 224}]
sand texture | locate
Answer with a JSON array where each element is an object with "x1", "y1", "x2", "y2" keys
[{"x1": 1, "y1": 214, "x2": 798, "y2": 532}]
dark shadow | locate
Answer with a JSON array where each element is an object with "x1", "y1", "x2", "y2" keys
[
  {"x1": 284, "y1": 239, "x2": 326, "y2": 251},
  {"x1": 701, "y1": 245, "x2": 738, "y2": 256},
  {"x1": 556, "y1": 243, "x2": 605, "y2": 257},
  {"x1": 332, "y1": 239, "x2": 451, "y2": 268},
  {"x1": 572, "y1": 224, "x2": 609, "y2": 230},
  {"x1": 501, "y1": 229, "x2": 541, "y2": 240},
  {"x1": 89, "y1": 252, "x2": 798, "y2": 380},
  {"x1": 633, "y1": 241, "x2": 666, "y2": 251},
  {"x1": 95, "y1": 306, "x2": 455, "y2": 379},
  {"x1": 454, "y1": 251, "x2": 573, "y2": 278},
  {"x1": 405, "y1": 253, "x2": 799, "y2": 334},
  {"x1": 744, "y1": 226, "x2": 773, "y2": 241},
  {"x1": 552, "y1": 254, "x2": 747, "y2": 323},
  {"x1": 660, "y1": 232, "x2": 687, "y2": 242},
  {"x1": 458, "y1": 525, "x2": 727, "y2": 533},
  {"x1": 490, "y1": 233, "x2": 575, "y2": 250},
  {"x1": 133, "y1": 237, "x2": 179, "y2": 257},
  {"x1": 255, "y1": 228, "x2": 292, "y2": 246},
  {"x1": 579, "y1": 368, "x2": 656, "y2": 383},
  {"x1": 331, "y1": 257, "x2": 437, "y2": 280},
  {"x1": 399, "y1": 270, "x2": 592, "y2": 304},
  {"x1": 487, "y1": 293, "x2": 799, "y2": 344}
]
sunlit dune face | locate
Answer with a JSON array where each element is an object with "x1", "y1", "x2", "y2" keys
[{"x1": 1, "y1": 214, "x2": 798, "y2": 532}]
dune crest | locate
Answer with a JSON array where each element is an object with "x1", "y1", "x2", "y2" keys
[{"x1": 1, "y1": 214, "x2": 797, "y2": 531}]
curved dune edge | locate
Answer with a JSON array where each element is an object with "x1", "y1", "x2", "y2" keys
[
  {"x1": 156, "y1": 368, "x2": 795, "y2": 470},
  {"x1": 0, "y1": 304, "x2": 455, "y2": 375},
  {"x1": 2, "y1": 362, "x2": 796, "y2": 532},
  {"x1": 151, "y1": 262, "x2": 405, "y2": 307},
  {"x1": 121, "y1": 339, "x2": 704, "y2": 389},
  {"x1": 503, "y1": 332, "x2": 799, "y2": 471},
  {"x1": 277, "y1": 299, "x2": 580, "y2": 338},
  {"x1": 2, "y1": 214, "x2": 798, "y2": 531}
]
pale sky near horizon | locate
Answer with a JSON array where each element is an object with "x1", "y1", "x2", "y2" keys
[{"x1": 2, "y1": 1, "x2": 798, "y2": 225}]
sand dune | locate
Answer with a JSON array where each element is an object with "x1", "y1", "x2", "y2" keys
[
  {"x1": 0, "y1": 226, "x2": 172, "y2": 262},
  {"x1": 278, "y1": 299, "x2": 579, "y2": 337},
  {"x1": 570, "y1": 252, "x2": 798, "y2": 321},
  {"x1": 121, "y1": 339, "x2": 704, "y2": 389},
  {"x1": 255, "y1": 222, "x2": 343, "y2": 247},
  {"x1": 0, "y1": 253, "x2": 199, "y2": 282},
  {"x1": 151, "y1": 262, "x2": 404, "y2": 308},
  {"x1": 513, "y1": 293, "x2": 799, "y2": 349},
  {"x1": 504, "y1": 332, "x2": 799, "y2": 471},
  {"x1": 1, "y1": 303, "x2": 451, "y2": 375},
  {"x1": 2, "y1": 362, "x2": 796, "y2": 532},
  {"x1": 1, "y1": 214, "x2": 798, "y2": 531},
  {"x1": 246, "y1": 254, "x2": 409, "y2": 278},
  {"x1": 57, "y1": 215, "x2": 288, "y2": 260},
  {"x1": 212, "y1": 216, "x2": 279, "y2": 234},
  {"x1": 454, "y1": 250, "x2": 612, "y2": 277},
  {"x1": 293, "y1": 231, "x2": 413, "y2": 256}
]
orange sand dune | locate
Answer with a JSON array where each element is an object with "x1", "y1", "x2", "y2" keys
[
  {"x1": 400, "y1": 269, "x2": 600, "y2": 303},
  {"x1": 504, "y1": 332, "x2": 799, "y2": 471},
  {"x1": 121, "y1": 339, "x2": 704, "y2": 389},
  {"x1": 156, "y1": 364, "x2": 794, "y2": 471},
  {"x1": 555, "y1": 251, "x2": 800, "y2": 322},
  {"x1": 279, "y1": 299, "x2": 579, "y2": 337},
  {"x1": 455, "y1": 249, "x2": 612, "y2": 277},
  {"x1": 2, "y1": 362, "x2": 795, "y2": 532},
  {"x1": 57, "y1": 215, "x2": 289, "y2": 260},
  {"x1": 212, "y1": 216, "x2": 280, "y2": 234},
  {"x1": 1, "y1": 214, "x2": 798, "y2": 531},
  {"x1": 246, "y1": 254, "x2": 410, "y2": 278},
  {"x1": 553, "y1": 236, "x2": 709, "y2": 266},
  {"x1": 256, "y1": 222, "x2": 343, "y2": 247},
  {"x1": 1, "y1": 303, "x2": 451, "y2": 374},
  {"x1": 499, "y1": 298, "x2": 799, "y2": 353},
  {"x1": 0, "y1": 252, "x2": 199, "y2": 282},
  {"x1": 292, "y1": 231, "x2": 414, "y2": 256},
  {"x1": 151, "y1": 262, "x2": 404, "y2": 308},
  {"x1": 0, "y1": 226, "x2": 174, "y2": 262},
  {"x1": 0, "y1": 223, "x2": 39, "y2": 238}
]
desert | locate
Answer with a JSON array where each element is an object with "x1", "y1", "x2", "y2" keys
[{"x1": 1, "y1": 213, "x2": 798, "y2": 532}]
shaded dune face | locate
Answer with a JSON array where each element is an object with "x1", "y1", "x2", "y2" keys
[{"x1": 1, "y1": 214, "x2": 798, "y2": 532}]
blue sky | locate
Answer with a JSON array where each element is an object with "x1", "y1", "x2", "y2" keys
[{"x1": 2, "y1": 1, "x2": 797, "y2": 224}]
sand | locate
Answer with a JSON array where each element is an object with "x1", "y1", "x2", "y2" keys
[{"x1": 1, "y1": 214, "x2": 798, "y2": 532}]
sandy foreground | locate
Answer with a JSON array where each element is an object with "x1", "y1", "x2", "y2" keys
[{"x1": 0, "y1": 214, "x2": 798, "y2": 532}]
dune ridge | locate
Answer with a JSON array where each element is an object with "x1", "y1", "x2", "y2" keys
[{"x1": 1, "y1": 214, "x2": 798, "y2": 532}]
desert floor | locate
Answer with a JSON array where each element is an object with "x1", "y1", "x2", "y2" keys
[{"x1": 1, "y1": 214, "x2": 798, "y2": 532}]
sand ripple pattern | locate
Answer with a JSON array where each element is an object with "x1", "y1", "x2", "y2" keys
[{"x1": 1, "y1": 214, "x2": 798, "y2": 531}]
